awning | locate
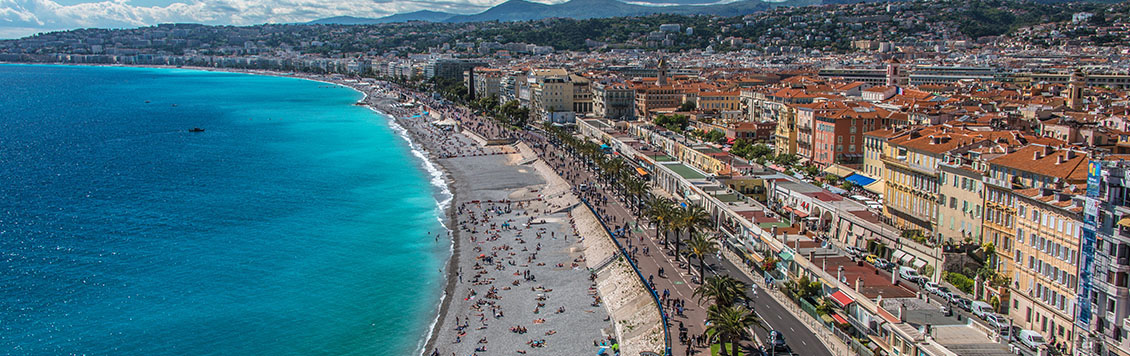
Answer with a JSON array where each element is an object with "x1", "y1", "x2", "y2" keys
[
  {"x1": 636, "y1": 167, "x2": 649, "y2": 176},
  {"x1": 822, "y1": 164, "x2": 855, "y2": 178},
  {"x1": 912, "y1": 259, "x2": 927, "y2": 269},
  {"x1": 899, "y1": 253, "x2": 915, "y2": 265},
  {"x1": 784, "y1": 207, "x2": 809, "y2": 219},
  {"x1": 1119, "y1": 217, "x2": 1130, "y2": 228},
  {"x1": 844, "y1": 173, "x2": 877, "y2": 186},
  {"x1": 831, "y1": 312, "x2": 849, "y2": 325},
  {"x1": 778, "y1": 250, "x2": 794, "y2": 261},
  {"x1": 864, "y1": 179, "x2": 886, "y2": 195},
  {"x1": 829, "y1": 290, "x2": 855, "y2": 308},
  {"x1": 891, "y1": 250, "x2": 906, "y2": 262}
]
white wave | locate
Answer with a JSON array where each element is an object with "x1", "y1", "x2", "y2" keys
[{"x1": 368, "y1": 107, "x2": 456, "y2": 356}]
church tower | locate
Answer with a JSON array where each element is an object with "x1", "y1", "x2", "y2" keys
[
  {"x1": 885, "y1": 58, "x2": 904, "y2": 86},
  {"x1": 1068, "y1": 68, "x2": 1085, "y2": 111},
  {"x1": 657, "y1": 56, "x2": 669, "y2": 86}
]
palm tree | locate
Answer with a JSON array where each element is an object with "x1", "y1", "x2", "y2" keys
[
  {"x1": 687, "y1": 233, "x2": 719, "y2": 281},
  {"x1": 693, "y1": 275, "x2": 747, "y2": 308},
  {"x1": 646, "y1": 198, "x2": 675, "y2": 249},
  {"x1": 705, "y1": 304, "x2": 763, "y2": 356},
  {"x1": 624, "y1": 179, "x2": 649, "y2": 213},
  {"x1": 674, "y1": 204, "x2": 711, "y2": 262}
]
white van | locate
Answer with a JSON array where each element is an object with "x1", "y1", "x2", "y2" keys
[
  {"x1": 898, "y1": 266, "x2": 921, "y2": 283},
  {"x1": 970, "y1": 301, "x2": 994, "y2": 318},
  {"x1": 1017, "y1": 329, "x2": 1046, "y2": 350}
]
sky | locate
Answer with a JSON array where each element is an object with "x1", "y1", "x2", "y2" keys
[{"x1": 0, "y1": 0, "x2": 519, "y2": 39}]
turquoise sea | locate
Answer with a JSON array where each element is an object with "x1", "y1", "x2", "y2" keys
[{"x1": 0, "y1": 64, "x2": 449, "y2": 355}]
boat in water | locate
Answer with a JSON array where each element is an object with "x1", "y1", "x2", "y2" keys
[{"x1": 188, "y1": 128, "x2": 205, "y2": 132}]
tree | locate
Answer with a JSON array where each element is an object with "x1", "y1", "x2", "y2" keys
[
  {"x1": 774, "y1": 153, "x2": 799, "y2": 167},
  {"x1": 791, "y1": 275, "x2": 822, "y2": 300},
  {"x1": 675, "y1": 204, "x2": 711, "y2": 262},
  {"x1": 694, "y1": 275, "x2": 748, "y2": 307},
  {"x1": 678, "y1": 101, "x2": 697, "y2": 112},
  {"x1": 654, "y1": 114, "x2": 690, "y2": 132},
  {"x1": 646, "y1": 197, "x2": 676, "y2": 250},
  {"x1": 687, "y1": 233, "x2": 719, "y2": 280},
  {"x1": 705, "y1": 304, "x2": 763, "y2": 356}
]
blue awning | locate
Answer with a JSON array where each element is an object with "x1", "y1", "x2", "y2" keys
[
  {"x1": 778, "y1": 250, "x2": 794, "y2": 261},
  {"x1": 844, "y1": 173, "x2": 877, "y2": 186}
]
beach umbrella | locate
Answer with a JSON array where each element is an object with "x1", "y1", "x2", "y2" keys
[{"x1": 596, "y1": 347, "x2": 607, "y2": 355}]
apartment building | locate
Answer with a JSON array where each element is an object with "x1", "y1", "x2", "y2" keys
[
  {"x1": 1078, "y1": 159, "x2": 1130, "y2": 356},
  {"x1": 937, "y1": 162, "x2": 985, "y2": 245},
  {"x1": 529, "y1": 68, "x2": 575, "y2": 123},
  {"x1": 634, "y1": 84, "x2": 682, "y2": 118},
  {"x1": 571, "y1": 74, "x2": 592, "y2": 115},
  {"x1": 983, "y1": 145, "x2": 1088, "y2": 353},
  {"x1": 471, "y1": 67, "x2": 502, "y2": 99},
  {"x1": 592, "y1": 81, "x2": 637, "y2": 121},
  {"x1": 862, "y1": 129, "x2": 895, "y2": 181},
  {"x1": 695, "y1": 91, "x2": 740, "y2": 112},
  {"x1": 811, "y1": 103, "x2": 895, "y2": 167}
]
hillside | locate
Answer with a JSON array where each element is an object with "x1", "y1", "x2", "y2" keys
[
  {"x1": 310, "y1": 0, "x2": 809, "y2": 25},
  {"x1": 308, "y1": 10, "x2": 457, "y2": 24}
]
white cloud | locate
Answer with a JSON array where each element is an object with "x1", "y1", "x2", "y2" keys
[{"x1": 0, "y1": 0, "x2": 500, "y2": 38}]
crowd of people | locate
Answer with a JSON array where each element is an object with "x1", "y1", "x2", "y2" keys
[{"x1": 372, "y1": 82, "x2": 623, "y2": 356}]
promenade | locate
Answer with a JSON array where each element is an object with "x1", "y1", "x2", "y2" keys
[{"x1": 364, "y1": 79, "x2": 836, "y2": 356}]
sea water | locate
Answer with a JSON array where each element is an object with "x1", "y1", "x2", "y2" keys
[{"x1": 0, "y1": 64, "x2": 449, "y2": 355}]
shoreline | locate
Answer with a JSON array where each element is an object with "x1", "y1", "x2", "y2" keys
[{"x1": 10, "y1": 63, "x2": 623, "y2": 355}]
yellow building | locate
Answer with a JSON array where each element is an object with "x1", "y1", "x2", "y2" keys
[
  {"x1": 774, "y1": 105, "x2": 797, "y2": 156},
  {"x1": 862, "y1": 128, "x2": 895, "y2": 181},
  {"x1": 984, "y1": 145, "x2": 1088, "y2": 353},
  {"x1": 696, "y1": 91, "x2": 740, "y2": 112}
]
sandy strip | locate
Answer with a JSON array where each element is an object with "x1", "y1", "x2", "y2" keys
[{"x1": 363, "y1": 88, "x2": 617, "y2": 355}]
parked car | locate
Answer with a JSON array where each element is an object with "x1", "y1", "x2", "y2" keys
[
  {"x1": 864, "y1": 254, "x2": 878, "y2": 264},
  {"x1": 970, "y1": 301, "x2": 994, "y2": 318},
  {"x1": 935, "y1": 286, "x2": 952, "y2": 299},
  {"x1": 845, "y1": 246, "x2": 865, "y2": 257},
  {"x1": 951, "y1": 297, "x2": 972, "y2": 312},
  {"x1": 898, "y1": 266, "x2": 922, "y2": 283},
  {"x1": 1017, "y1": 329, "x2": 1046, "y2": 351},
  {"x1": 767, "y1": 330, "x2": 789, "y2": 352},
  {"x1": 873, "y1": 258, "x2": 893, "y2": 271},
  {"x1": 947, "y1": 293, "x2": 965, "y2": 305},
  {"x1": 923, "y1": 282, "x2": 941, "y2": 295},
  {"x1": 983, "y1": 314, "x2": 1010, "y2": 335}
]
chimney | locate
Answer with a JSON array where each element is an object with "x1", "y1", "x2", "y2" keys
[
  {"x1": 1056, "y1": 155, "x2": 1064, "y2": 165},
  {"x1": 1065, "y1": 150, "x2": 1075, "y2": 160},
  {"x1": 856, "y1": 277, "x2": 864, "y2": 293},
  {"x1": 1034, "y1": 151, "x2": 1041, "y2": 160}
]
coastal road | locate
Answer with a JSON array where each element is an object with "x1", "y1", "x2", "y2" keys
[
  {"x1": 713, "y1": 256, "x2": 833, "y2": 356},
  {"x1": 529, "y1": 133, "x2": 832, "y2": 356}
]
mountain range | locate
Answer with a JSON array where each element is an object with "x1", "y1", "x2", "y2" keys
[{"x1": 307, "y1": 0, "x2": 819, "y2": 25}]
